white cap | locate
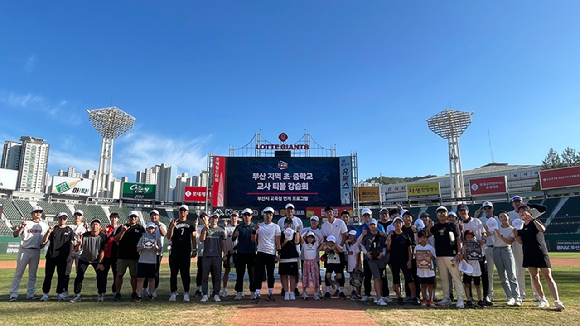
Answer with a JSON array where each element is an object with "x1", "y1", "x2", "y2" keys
[
  {"x1": 458, "y1": 260, "x2": 474, "y2": 274},
  {"x1": 482, "y1": 201, "x2": 493, "y2": 208},
  {"x1": 285, "y1": 203, "x2": 295, "y2": 209},
  {"x1": 486, "y1": 218, "x2": 498, "y2": 232},
  {"x1": 210, "y1": 212, "x2": 220, "y2": 217},
  {"x1": 448, "y1": 211, "x2": 457, "y2": 217},
  {"x1": 310, "y1": 215, "x2": 319, "y2": 221},
  {"x1": 327, "y1": 235, "x2": 337, "y2": 243},
  {"x1": 150, "y1": 209, "x2": 160, "y2": 215},
  {"x1": 283, "y1": 228, "x2": 294, "y2": 238},
  {"x1": 146, "y1": 222, "x2": 157, "y2": 229},
  {"x1": 512, "y1": 218, "x2": 524, "y2": 230},
  {"x1": 178, "y1": 204, "x2": 189, "y2": 211},
  {"x1": 128, "y1": 211, "x2": 139, "y2": 217},
  {"x1": 368, "y1": 218, "x2": 378, "y2": 225},
  {"x1": 306, "y1": 231, "x2": 315, "y2": 237},
  {"x1": 436, "y1": 206, "x2": 448, "y2": 212},
  {"x1": 74, "y1": 209, "x2": 84, "y2": 215},
  {"x1": 30, "y1": 206, "x2": 43, "y2": 213},
  {"x1": 241, "y1": 208, "x2": 253, "y2": 215},
  {"x1": 414, "y1": 219, "x2": 425, "y2": 230},
  {"x1": 56, "y1": 212, "x2": 68, "y2": 218},
  {"x1": 361, "y1": 208, "x2": 372, "y2": 216},
  {"x1": 392, "y1": 216, "x2": 403, "y2": 224},
  {"x1": 348, "y1": 230, "x2": 357, "y2": 236},
  {"x1": 263, "y1": 207, "x2": 275, "y2": 214}
]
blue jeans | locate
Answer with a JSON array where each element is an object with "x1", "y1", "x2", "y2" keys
[{"x1": 493, "y1": 246, "x2": 520, "y2": 299}]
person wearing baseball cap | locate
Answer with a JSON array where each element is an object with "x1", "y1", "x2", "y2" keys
[
  {"x1": 300, "y1": 215, "x2": 324, "y2": 298},
  {"x1": 278, "y1": 203, "x2": 303, "y2": 298},
  {"x1": 134, "y1": 222, "x2": 162, "y2": 302},
  {"x1": 142, "y1": 209, "x2": 167, "y2": 299},
  {"x1": 509, "y1": 196, "x2": 529, "y2": 302},
  {"x1": 233, "y1": 208, "x2": 258, "y2": 301},
  {"x1": 252, "y1": 207, "x2": 281, "y2": 303},
  {"x1": 9, "y1": 205, "x2": 49, "y2": 301},
  {"x1": 320, "y1": 206, "x2": 348, "y2": 300},
  {"x1": 221, "y1": 211, "x2": 240, "y2": 298},
  {"x1": 320, "y1": 232, "x2": 346, "y2": 300},
  {"x1": 63, "y1": 209, "x2": 88, "y2": 300},
  {"x1": 279, "y1": 227, "x2": 301, "y2": 301},
  {"x1": 360, "y1": 217, "x2": 388, "y2": 306},
  {"x1": 431, "y1": 206, "x2": 465, "y2": 308},
  {"x1": 113, "y1": 211, "x2": 145, "y2": 302},
  {"x1": 199, "y1": 211, "x2": 227, "y2": 303},
  {"x1": 69, "y1": 219, "x2": 107, "y2": 303},
  {"x1": 457, "y1": 204, "x2": 491, "y2": 306},
  {"x1": 474, "y1": 201, "x2": 498, "y2": 303},
  {"x1": 40, "y1": 212, "x2": 74, "y2": 302},
  {"x1": 103, "y1": 213, "x2": 120, "y2": 295},
  {"x1": 356, "y1": 208, "x2": 386, "y2": 302},
  {"x1": 167, "y1": 205, "x2": 197, "y2": 302},
  {"x1": 341, "y1": 210, "x2": 356, "y2": 232},
  {"x1": 344, "y1": 229, "x2": 362, "y2": 300}
]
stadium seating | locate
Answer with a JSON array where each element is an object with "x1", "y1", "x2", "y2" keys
[
  {"x1": 555, "y1": 196, "x2": 580, "y2": 217},
  {"x1": 36, "y1": 201, "x2": 58, "y2": 215},
  {"x1": 74, "y1": 204, "x2": 107, "y2": 220},
  {"x1": 0, "y1": 198, "x2": 22, "y2": 221},
  {"x1": 0, "y1": 224, "x2": 14, "y2": 236},
  {"x1": 13, "y1": 200, "x2": 34, "y2": 217}
]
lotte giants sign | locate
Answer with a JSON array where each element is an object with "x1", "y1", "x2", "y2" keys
[
  {"x1": 540, "y1": 166, "x2": 580, "y2": 190},
  {"x1": 184, "y1": 186, "x2": 209, "y2": 202},
  {"x1": 469, "y1": 176, "x2": 507, "y2": 196}
]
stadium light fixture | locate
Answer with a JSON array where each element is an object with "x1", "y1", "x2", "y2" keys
[
  {"x1": 426, "y1": 109, "x2": 474, "y2": 199},
  {"x1": 87, "y1": 107, "x2": 135, "y2": 197}
]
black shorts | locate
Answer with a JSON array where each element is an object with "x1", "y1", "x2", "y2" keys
[
  {"x1": 137, "y1": 263, "x2": 156, "y2": 278},
  {"x1": 279, "y1": 262, "x2": 299, "y2": 276},
  {"x1": 224, "y1": 253, "x2": 236, "y2": 269},
  {"x1": 463, "y1": 274, "x2": 481, "y2": 286},
  {"x1": 419, "y1": 276, "x2": 435, "y2": 285},
  {"x1": 325, "y1": 263, "x2": 343, "y2": 275}
]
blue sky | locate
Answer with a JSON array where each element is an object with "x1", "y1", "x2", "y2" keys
[{"x1": 1, "y1": 1, "x2": 579, "y2": 182}]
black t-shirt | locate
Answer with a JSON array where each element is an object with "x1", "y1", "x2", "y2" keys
[
  {"x1": 46, "y1": 226, "x2": 74, "y2": 260},
  {"x1": 115, "y1": 224, "x2": 145, "y2": 260},
  {"x1": 430, "y1": 222, "x2": 460, "y2": 257},
  {"x1": 170, "y1": 219, "x2": 196, "y2": 255},
  {"x1": 280, "y1": 232, "x2": 299, "y2": 259},
  {"x1": 402, "y1": 225, "x2": 416, "y2": 246},
  {"x1": 389, "y1": 232, "x2": 411, "y2": 263},
  {"x1": 378, "y1": 220, "x2": 392, "y2": 233}
]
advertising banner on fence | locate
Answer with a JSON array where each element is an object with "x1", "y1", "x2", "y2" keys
[
  {"x1": 212, "y1": 156, "x2": 226, "y2": 207},
  {"x1": 339, "y1": 157, "x2": 353, "y2": 205},
  {"x1": 358, "y1": 186, "x2": 381, "y2": 202},
  {"x1": 122, "y1": 182, "x2": 156, "y2": 200},
  {"x1": 184, "y1": 186, "x2": 209, "y2": 202},
  {"x1": 51, "y1": 176, "x2": 92, "y2": 196},
  {"x1": 469, "y1": 176, "x2": 507, "y2": 196},
  {"x1": 540, "y1": 166, "x2": 580, "y2": 190},
  {"x1": 407, "y1": 182, "x2": 440, "y2": 199},
  {"x1": 0, "y1": 168, "x2": 18, "y2": 190}
]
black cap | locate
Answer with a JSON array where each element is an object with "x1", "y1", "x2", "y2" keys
[
  {"x1": 324, "y1": 206, "x2": 333, "y2": 212},
  {"x1": 90, "y1": 219, "x2": 101, "y2": 225}
]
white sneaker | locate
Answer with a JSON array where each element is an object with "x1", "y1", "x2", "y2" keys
[
  {"x1": 152, "y1": 289, "x2": 158, "y2": 298},
  {"x1": 376, "y1": 298, "x2": 387, "y2": 306},
  {"x1": 361, "y1": 295, "x2": 369, "y2": 302},
  {"x1": 141, "y1": 289, "x2": 149, "y2": 297},
  {"x1": 314, "y1": 293, "x2": 320, "y2": 301},
  {"x1": 214, "y1": 295, "x2": 221, "y2": 302},
  {"x1": 169, "y1": 292, "x2": 177, "y2": 302},
  {"x1": 61, "y1": 291, "x2": 69, "y2": 298},
  {"x1": 373, "y1": 297, "x2": 379, "y2": 303},
  {"x1": 200, "y1": 295, "x2": 209, "y2": 302},
  {"x1": 302, "y1": 292, "x2": 308, "y2": 300},
  {"x1": 537, "y1": 299, "x2": 549, "y2": 308},
  {"x1": 96, "y1": 294, "x2": 105, "y2": 302},
  {"x1": 555, "y1": 300, "x2": 565, "y2": 311},
  {"x1": 220, "y1": 289, "x2": 227, "y2": 298},
  {"x1": 534, "y1": 294, "x2": 542, "y2": 302},
  {"x1": 40, "y1": 294, "x2": 49, "y2": 302},
  {"x1": 515, "y1": 298, "x2": 522, "y2": 307},
  {"x1": 70, "y1": 294, "x2": 81, "y2": 303},
  {"x1": 250, "y1": 292, "x2": 257, "y2": 300},
  {"x1": 289, "y1": 292, "x2": 296, "y2": 301},
  {"x1": 183, "y1": 292, "x2": 190, "y2": 302},
  {"x1": 234, "y1": 292, "x2": 244, "y2": 301},
  {"x1": 284, "y1": 292, "x2": 290, "y2": 301},
  {"x1": 383, "y1": 296, "x2": 393, "y2": 303},
  {"x1": 456, "y1": 299, "x2": 464, "y2": 309},
  {"x1": 506, "y1": 298, "x2": 516, "y2": 306},
  {"x1": 438, "y1": 298, "x2": 452, "y2": 306}
]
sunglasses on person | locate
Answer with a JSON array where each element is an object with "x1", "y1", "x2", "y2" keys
[{"x1": 483, "y1": 206, "x2": 493, "y2": 210}]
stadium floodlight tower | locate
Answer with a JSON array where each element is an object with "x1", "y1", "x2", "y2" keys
[
  {"x1": 87, "y1": 107, "x2": 135, "y2": 197},
  {"x1": 426, "y1": 109, "x2": 473, "y2": 199}
]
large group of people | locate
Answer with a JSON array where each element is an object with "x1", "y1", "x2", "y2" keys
[{"x1": 7, "y1": 198, "x2": 565, "y2": 311}]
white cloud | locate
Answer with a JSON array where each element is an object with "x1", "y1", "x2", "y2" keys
[
  {"x1": 24, "y1": 55, "x2": 36, "y2": 73},
  {"x1": 0, "y1": 90, "x2": 81, "y2": 125},
  {"x1": 113, "y1": 131, "x2": 211, "y2": 178}
]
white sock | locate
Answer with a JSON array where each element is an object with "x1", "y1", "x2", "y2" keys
[
  {"x1": 256, "y1": 289, "x2": 261, "y2": 295},
  {"x1": 339, "y1": 287, "x2": 344, "y2": 293},
  {"x1": 326, "y1": 286, "x2": 331, "y2": 292},
  {"x1": 268, "y1": 288, "x2": 273, "y2": 294},
  {"x1": 197, "y1": 286, "x2": 202, "y2": 291}
]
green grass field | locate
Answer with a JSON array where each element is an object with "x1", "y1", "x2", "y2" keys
[{"x1": 0, "y1": 254, "x2": 579, "y2": 325}]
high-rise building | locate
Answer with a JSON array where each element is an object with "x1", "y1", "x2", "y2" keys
[
  {"x1": 199, "y1": 170, "x2": 209, "y2": 187},
  {"x1": 2, "y1": 137, "x2": 50, "y2": 193},
  {"x1": 136, "y1": 163, "x2": 175, "y2": 201},
  {"x1": 1, "y1": 140, "x2": 22, "y2": 170}
]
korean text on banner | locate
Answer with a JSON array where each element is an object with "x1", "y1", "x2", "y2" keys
[
  {"x1": 358, "y1": 186, "x2": 381, "y2": 202},
  {"x1": 469, "y1": 176, "x2": 507, "y2": 196},
  {"x1": 339, "y1": 157, "x2": 353, "y2": 205},
  {"x1": 184, "y1": 186, "x2": 208, "y2": 202},
  {"x1": 406, "y1": 182, "x2": 440, "y2": 199},
  {"x1": 540, "y1": 166, "x2": 580, "y2": 190},
  {"x1": 212, "y1": 156, "x2": 226, "y2": 207}
]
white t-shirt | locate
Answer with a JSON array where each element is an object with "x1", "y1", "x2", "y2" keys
[
  {"x1": 71, "y1": 224, "x2": 87, "y2": 255},
  {"x1": 321, "y1": 218, "x2": 348, "y2": 246},
  {"x1": 479, "y1": 216, "x2": 498, "y2": 247},
  {"x1": 224, "y1": 224, "x2": 238, "y2": 252},
  {"x1": 302, "y1": 242, "x2": 319, "y2": 260},
  {"x1": 463, "y1": 217, "x2": 486, "y2": 254},
  {"x1": 343, "y1": 241, "x2": 361, "y2": 272},
  {"x1": 19, "y1": 220, "x2": 49, "y2": 249},
  {"x1": 154, "y1": 222, "x2": 167, "y2": 256},
  {"x1": 300, "y1": 227, "x2": 323, "y2": 259},
  {"x1": 256, "y1": 222, "x2": 281, "y2": 255},
  {"x1": 414, "y1": 244, "x2": 436, "y2": 278},
  {"x1": 493, "y1": 225, "x2": 515, "y2": 248},
  {"x1": 278, "y1": 216, "x2": 304, "y2": 231},
  {"x1": 321, "y1": 242, "x2": 341, "y2": 264}
]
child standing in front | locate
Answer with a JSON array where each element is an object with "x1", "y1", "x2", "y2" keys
[
  {"x1": 301, "y1": 230, "x2": 322, "y2": 300},
  {"x1": 135, "y1": 222, "x2": 162, "y2": 302},
  {"x1": 463, "y1": 230, "x2": 484, "y2": 308},
  {"x1": 343, "y1": 230, "x2": 361, "y2": 300},
  {"x1": 414, "y1": 230, "x2": 437, "y2": 307},
  {"x1": 279, "y1": 227, "x2": 301, "y2": 301}
]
